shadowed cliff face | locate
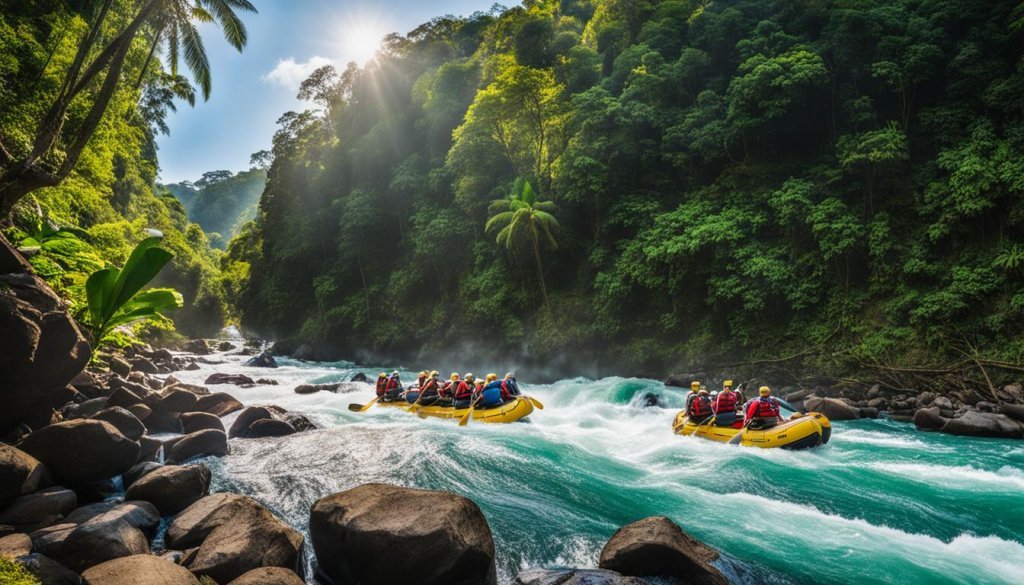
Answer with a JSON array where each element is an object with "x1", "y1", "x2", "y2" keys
[{"x1": 0, "y1": 235, "x2": 91, "y2": 437}]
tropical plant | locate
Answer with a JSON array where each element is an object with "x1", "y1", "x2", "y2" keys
[
  {"x1": 0, "y1": 0, "x2": 258, "y2": 217},
  {"x1": 485, "y1": 178, "x2": 559, "y2": 308},
  {"x1": 83, "y1": 234, "x2": 183, "y2": 346},
  {"x1": 11, "y1": 205, "x2": 104, "y2": 286}
]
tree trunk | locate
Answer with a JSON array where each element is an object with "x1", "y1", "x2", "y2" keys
[
  {"x1": 531, "y1": 230, "x2": 549, "y2": 310},
  {"x1": 357, "y1": 255, "x2": 371, "y2": 320}
]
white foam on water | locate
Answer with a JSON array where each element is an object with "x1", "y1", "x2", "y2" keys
[
  {"x1": 832, "y1": 428, "x2": 953, "y2": 452},
  {"x1": 867, "y1": 462, "x2": 1024, "y2": 492}
]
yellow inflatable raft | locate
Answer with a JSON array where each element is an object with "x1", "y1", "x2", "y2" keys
[
  {"x1": 377, "y1": 396, "x2": 535, "y2": 423},
  {"x1": 673, "y1": 411, "x2": 831, "y2": 450}
]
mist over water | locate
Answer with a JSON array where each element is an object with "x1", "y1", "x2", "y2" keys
[{"x1": 175, "y1": 349, "x2": 1024, "y2": 584}]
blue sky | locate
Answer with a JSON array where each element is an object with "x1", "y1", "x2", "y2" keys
[{"x1": 155, "y1": 0, "x2": 501, "y2": 183}]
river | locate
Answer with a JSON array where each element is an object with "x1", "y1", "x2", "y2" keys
[{"x1": 170, "y1": 345, "x2": 1024, "y2": 585}]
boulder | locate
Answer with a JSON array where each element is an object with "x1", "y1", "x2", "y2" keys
[
  {"x1": 0, "y1": 533, "x2": 32, "y2": 558},
  {"x1": 941, "y1": 411, "x2": 1024, "y2": 439},
  {"x1": 228, "y1": 567, "x2": 305, "y2": 585},
  {"x1": 598, "y1": 516, "x2": 726, "y2": 585},
  {"x1": 126, "y1": 464, "x2": 211, "y2": 516},
  {"x1": 156, "y1": 388, "x2": 199, "y2": 413},
  {"x1": 165, "y1": 430, "x2": 229, "y2": 464},
  {"x1": 81, "y1": 554, "x2": 201, "y2": 585},
  {"x1": 0, "y1": 444, "x2": 51, "y2": 510},
  {"x1": 913, "y1": 408, "x2": 947, "y2": 431},
  {"x1": 0, "y1": 486, "x2": 77, "y2": 529},
  {"x1": 109, "y1": 357, "x2": 132, "y2": 378},
  {"x1": 218, "y1": 341, "x2": 236, "y2": 352},
  {"x1": 663, "y1": 373, "x2": 704, "y2": 389},
  {"x1": 1000, "y1": 403, "x2": 1024, "y2": 423},
  {"x1": 184, "y1": 339, "x2": 211, "y2": 355},
  {"x1": 17, "y1": 420, "x2": 139, "y2": 485},
  {"x1": 0, "y1": 244, "x2": 92, "y2": 436},
  {"x1": 350, "y1": 372, "x2": 368, "y2": 383},
  {"x1": 803, "y1": 396, "x2": 861, "y2": 421},
  {"x1": 123, "y1": 462, "x2": 163, "y2": 489},
  {"x1": 932, "y1": 396, "x2": 953, "y2": 411},
  {"x1": 784, "y1": 388, "x2": 812, "y2": 403},
  {"x1": 858, "y1": 407, "x2": 879, "y2": 419},
  {"x1": 244, "y1": 351, "x2": 278, "y2": 368},
  {"x1": 229, "y1": 406, "x2": 273, "y2": 439},
  {"x1": 295, "y1": 383, "x2": 339, "y2": 394},
  {"x1": 205, "y1": 373, "x2": 256, "y2": 386},
  {"x1": 310, "y1": 483, "x2": 496, "y2": 585},
  {"x1": 144, "y1": 409, "x2": 184, "y2": 434},
  {"x1": 61, "y1": 501, "x2": 159, "y2": 533},
  {"x1": 90, "y1": 407, "x2": 146, "y2": 441},
  {"x1": 195, "y1": 393, "x2": 244, "y2": 417},
  {"x1": 247, "y1": 419, "x2": 296, "y2": 438},
  {"x1": 282, "y1": 412, "x2": 316, "y2": 432},
  {"x1": 998, "y1": 384, "x2": 1023, "y2": 404},
  {"x1": 165, "y1": 382, "x2": 211, "y2": 396},
  {"x1": 513, "y1": 569, "x2": 645, "y2": 585},
  {"x1": 107, "y1": 386, "x2": 144, "y2": 409},
  {"x1": 128, "y1": 357, "x2": 159, "y2": 375},
  {"x1": 167, "y1": 494, "x2": 304, "y2": 583},
  {"x1": 35, "y1": 505, "x2": 154, "y2": 572},
  {"x1": 14, "y1": 553, "x2": 79, "y2": 585},
  {"x1": 62, "y1": 396, "x2": 109, "y2": 420},
  {"x1": 138, "y1": 436, "x2": 163, "y2": 463},
  {"x1": 181, "y1": 412, "x2": 225, "y2": 433},
  {"x1": 126, "y1": 403, "x2": 152, "y2": 421}
]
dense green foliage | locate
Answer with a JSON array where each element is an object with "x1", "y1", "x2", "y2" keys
[
  {"x1": 0, "y1": 558, "x2": 40, "y2": 585},
  {"x1": 164, "y1": 166, "x2": 267, "y2": 247},
  {"x1": 0, "y1": 0, "x2": 245, "y2": 338},
  {"x1": 229, "y1": 0, "x2": 1024, "y2": 376}
]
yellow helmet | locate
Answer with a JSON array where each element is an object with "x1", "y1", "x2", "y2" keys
[
  {"x1": 690, "y1": 381, "x2": 700, "y2": 391},
  {"x1": 430, "y1": 370, "x2": 439, "y2": 377},
  {"x1": 378, "y1": 372, "x2": 387, "y2": 379},
  {"x1": 420, "y1": 371, "x2": 428, "y2": 377},
  {"x1": 723, "y1": 380, "x2": 733, "y2": 388},
  {"x1": 486, "y1": 373, "x2": 497, "y2": 382},
  {"x1": 465, "y1": 373, "x2": 475, "y2": 381},
  {"x1": 759, "y1": 386, "x2": 771, "y2": 396},
  {"x1": 450, "y1": 373, "x2": 459, "y2": 381},
  {"x1": 476, "y1": 379, "x2": 485, "y2": 386}
]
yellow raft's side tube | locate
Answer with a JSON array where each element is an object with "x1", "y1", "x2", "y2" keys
[
  {"x1": 377, "y1": 396, "x2": 534, "y2": 423},
  {"x1": 673, "y1": 411, "x2": 831, "y2": 450}
]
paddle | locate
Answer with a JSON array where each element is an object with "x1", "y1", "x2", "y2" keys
[
  {"x1": 674, "y1": 414, "x2": 715, "y2": 434},
  {"x1": 408, "y1": 384, "x2": 429, "y2": 412},
  {"x1": 524, "y1": 395, "x2": 544, "y2": 410},
  {"x1": 459, "y1": 395, "x2": 482, "y2": 427},
  {"x1": 348, "y1": 395, "x2": 381, "y2": 412},
  {"x1": 727, "y1": 431, "x2": 744, "y2": 445}
]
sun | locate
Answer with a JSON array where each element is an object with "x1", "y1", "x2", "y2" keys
[{"x1": 340, "y1": 20, "x2": 389, "y2": 65}]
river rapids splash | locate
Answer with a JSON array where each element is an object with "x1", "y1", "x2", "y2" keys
[{"x1": 171, "y1": 346, "x2": 1024, "y2": 584}]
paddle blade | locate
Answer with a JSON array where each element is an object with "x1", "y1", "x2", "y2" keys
[
  {"x1": 359, "y1": 396, "x2": 381, "y2": 412},
  {"x1": 348, "y1": 404, "x2": 364, "y2": 412},
  {"x1": 458, "y1": 407, "x2": 473, "y2": 426},
  {"x1": 526, "y1": 396, "x2": 544, "y2": 410},
  {"x1": 728, "y1": 432, "x2": 744, "y2": 445}
]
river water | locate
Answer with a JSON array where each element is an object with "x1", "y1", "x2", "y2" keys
[{"x1": 172, "y1": 346, "x2": 1024, "y2": 585}]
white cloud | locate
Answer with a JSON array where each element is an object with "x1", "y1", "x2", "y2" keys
[{"x1": 262, "y1": 56, "x2": 335, "y2": 90}]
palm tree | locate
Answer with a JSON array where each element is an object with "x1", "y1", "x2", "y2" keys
[
  {"x1": 0, "y1": 0, "x2": 257, "y2": 217},
  {"x1": 485, "y1": 178, "x2": 559, "y2": 308}
]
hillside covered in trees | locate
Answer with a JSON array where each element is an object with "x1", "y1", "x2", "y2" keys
[
  {"x1": 164, "y1": 163, "x2": 268, "y2": 247},
  {"x1": 228, "y1": 0, "x2": 1024, "y2": 378}
]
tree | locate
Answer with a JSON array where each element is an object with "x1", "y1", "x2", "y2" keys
[
  {"x1": 485, "y1": 178, "x2": 559, "y2": 308},
  {"x1": 0, "y1": 0, "x2": 257, "y2": 218}
]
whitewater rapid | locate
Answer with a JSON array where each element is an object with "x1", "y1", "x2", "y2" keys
[{"x1": 171, "y1": 346, "x2": 1024, "y2": 585}]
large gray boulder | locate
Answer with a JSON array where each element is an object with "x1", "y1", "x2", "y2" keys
[
  {"x1": 803, "y1": 396, "x2": 861, "y2": 420},
  {"x1": 228, "y1": 406, "x2": 273, "y2": 438},
  {"x1": 181, "y1": 412, "x2": 225, "y2": 433},
  {"x1": 247, "y1": 419, "x2": 297, "y2": 438},
  {"x1": 194, "y1": 393, "x2": 244, "y2": 417},
  {"x1": 33, "y1": 502, "x2": 156, "y2": 572},
  {"x1": 0, "y1": 444, "x2": 51, "y2": 510},
  {"x1": 165, "y1": 429, "x2": 228, "y2": 464},
  {"x1": 13, "y1": 553, "x2": 79, "y2": 585},
  {"x1": 513, "y1": 568, "x2": 645, "y2": 585},
  {"x1": 17, "y1": 419, "x2": 139, "y2": 484},
  {"x1": 125, "y1": 464, "x2": 211, "y2": 516},
  {"x1": 0, "y1": 532, "x2": 32, "y2": 558},
  {"x1": 0, "y1": 239, "x2": 92, "y2": 435},
  {"x1": 90, "y1": 407, "x2": 146, "y2": 441},
  {"x1": 941, "y1": 410, "x2": 1024, "y2": 439},
  {"x1": 913, "y1": 408, "x2": 947, "y2": 431},
  {"x1": 310, "y1": 483, "x2": 496, "y2": 585},
  {"x1": 81, "y1": 554, "x2": 201, "y2": 585},
  {"x1": 0, "y1": 486, "x2": 77, "y2": 530},
  {"x1": 598, "y1": 516, "x2": 726, "y2": 585},
  {"x1": 228, "y1": 567, "x2": 305, "y2": 585},
  {"x1": 166, "y1": 493, "x2": 304, "y2": 583}
]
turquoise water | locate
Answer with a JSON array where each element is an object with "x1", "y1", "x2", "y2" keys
[{"x1": 176, "y1": 355, "x2": 1024, "y2": 584}]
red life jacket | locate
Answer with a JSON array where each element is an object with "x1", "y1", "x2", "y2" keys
[
  {"x1": 689, "y1": 395, "x2": 712, "y2": 418},
  {"x1": 385, "y1": 376, "x2": 400, "y2": 392},
  {"x1": 440, "y1": 381, "x2": 454, "y2": 397},
  {"x1": 454, "y1": 381, "x2": 472, "y2": 400},
  {"x1": 746, "y1": 397, "x2": 780, "y2": 419},
  {"x1": 375, "y1": 378, "x2": 386, "y2": 396},
  {"x1": 499, "y1": 381, "x2": 512, "y2": 401},
  {"x1": 421, "y1": 378, "x2": 439, "y2": 396},
  {"x1": 713, "y1": 391, "x2": 738, "y2": 413}
]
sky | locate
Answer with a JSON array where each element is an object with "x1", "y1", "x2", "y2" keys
[{"x1": 154, "y1": 0, "x2": 501, "y2": 184}]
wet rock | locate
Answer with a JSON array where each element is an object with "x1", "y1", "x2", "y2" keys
[
  {"x1": 1001, "y1": 403, "x2": 1024, "y2": 423},
  {"x1": 128, "y1": 357, "x2": 159, "y2": 375},
  {"x1": 71, "y1": 371, "x2": 103, "y2": 399},
  {"x1": 244, "y1": 351, "x2": 279, "y2": 368},
  {"x1": 247, "y1": 419, "x2": 296, "y2": 438},
  {"x1": 256, "y1": 378, "x2": 279, "y2": 385},
  {"x1": 62, "y1": 397, "x2": 109, "y2": 420},
  {"x1": 184, "y1": 339, "x2": 211, "y2": 355},
  {"x1": 205, "y1": 373, "x2": 256, "y2": 386},
  {"x1": 218, "y1": 341, "x2": 236, "y2": 352},
  {"x1": 126, "y1": 464, "x2": 210, "y2": 516},
  {"x1": 123, "y1": 462, "x2": 163, "y2": 489},
  {"x1": 867, "y1": 397, "x2": 888, "y2": 409},
  {"x1": 941, "y1": 411, "x2": 1024, "y2": 439},
  {"x1": 108, "y1": 356, "x2": 132, "y2": 378},
  {"x1": 142, "y1": 409, "x2": 183, "y2": 434},
  {"x1": 35, "y1": 504, "x2": 154, "y2": 572},
  {"x1": 229, "y1": 406, "x2": 273, "y2": 439},
  {"x1": 866, "y1": 384, "x2": 882, "y2": 399},
  {"x1": 803, "y1": 396, "x2": 861, "y2": 421},
  {"x1": 0, "y1": 486, "x2": 77, "y2": 530},
  {"x1": 663, "y1": 373, "x2": 704, "y2": 389},
  {"x1": 107, "y1": 386, "x2": 144, "y2": 409},
  {"x1": 350, "y1": 372, "x2": 368, "y2": 383},
  {"x1": 126, "y1": 403, "x2": 151, "y2": 421},
  {"x1": 513, "y1": 568, "x2": 645, "y2": 585},
  {"x1": 181, "y1": 412, "x2": 225, "y2": 433},
  {"x1": 641, "y1": 393, "x2": 663, "y2": 408},
  {"x1": 598, "y1": 516, "x2": 726, "y2": 585},
  {"x1": 932, "y1": 396, "x2": 953, "y2": 411},
  {"x1": 784, "y1": 388, "x2": 812, "y2": 403},
  {"x1": 156, "y1": 388, "x2": 199, "y2": 413},
  {"x1": 81, "y1": 554, "x2": 201, "y2": 584},
  {"x1": 228, "y1": 567, "x2": 305, "y2": 585},
  {"x1": 90, "y1": 407, "x2": 146, "y2": 441},
  {"x1": 165, "y1": 430, "x2": 229, "y2": 464},
  {"x1": 859, "y1": 407, "x2": 879, "y2": 419},
  {"x1": 294, "y1": 383, "x2": 335, "y2": 394},
  {"x1": 0, "y1": 533, "x2": 32, "y2": 558},
  {"x1": 61, "y1": 501, "x2": 159, "y2": 533},
  {"x1": 1, "y1": 444, "x2": 51, "y2": 510},
  {"x1": 310, "y1": 483, "x2": 496, "y2": 585},
  {"x1": 165, "y1": 382, "x2": 211, "y2": 396},
  {"x1": 168, "y1": 494, "x2": 304, "y2": 583},
  {"x1": 194, "y1": 393, "x2": 244, "y2": 417},
  {"x1": 916, "y1": 391, "x2": 936, "y2": 407},
  {"x1": 281, "y1": 412, "x2": 316, "y2": 432},
  {"x1": 17, "y1": 420, "x2": 139, "y2": 485},
  {"x1": 998, "y1": 384, "x2": 1023, "y2": 404},
  {"x1": 137, "y1": 436, "x2": 163, "y2": 463},
  {"x1": 13, "y1": 553, "x2": 79, "y2": 585}
]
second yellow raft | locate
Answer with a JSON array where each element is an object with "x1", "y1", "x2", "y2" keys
[
  {"x1": 377, "y1": 396, "x2": 535, "y2": 423},
  {"x1": 673, "y1": 411, "x2": 832, "y2": 449}
]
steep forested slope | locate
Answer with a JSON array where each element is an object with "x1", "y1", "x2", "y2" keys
[
  {"x1": 230, "y1": 0, "x2": 1024, "y2": 378},
  {"x1": 164, "y1": 167, "x2": 268, "y2": 247}
]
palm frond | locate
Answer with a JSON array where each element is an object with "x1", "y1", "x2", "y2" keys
[
  {"x1": 202, "y1": 0, "x2": 249, "y2": 50},
  {"x1": 180, "y1": 21, "x2": 212, "y2": 99},
  {"x1": 485, "y1": 211, "x2": 514, "y2": 233}
]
